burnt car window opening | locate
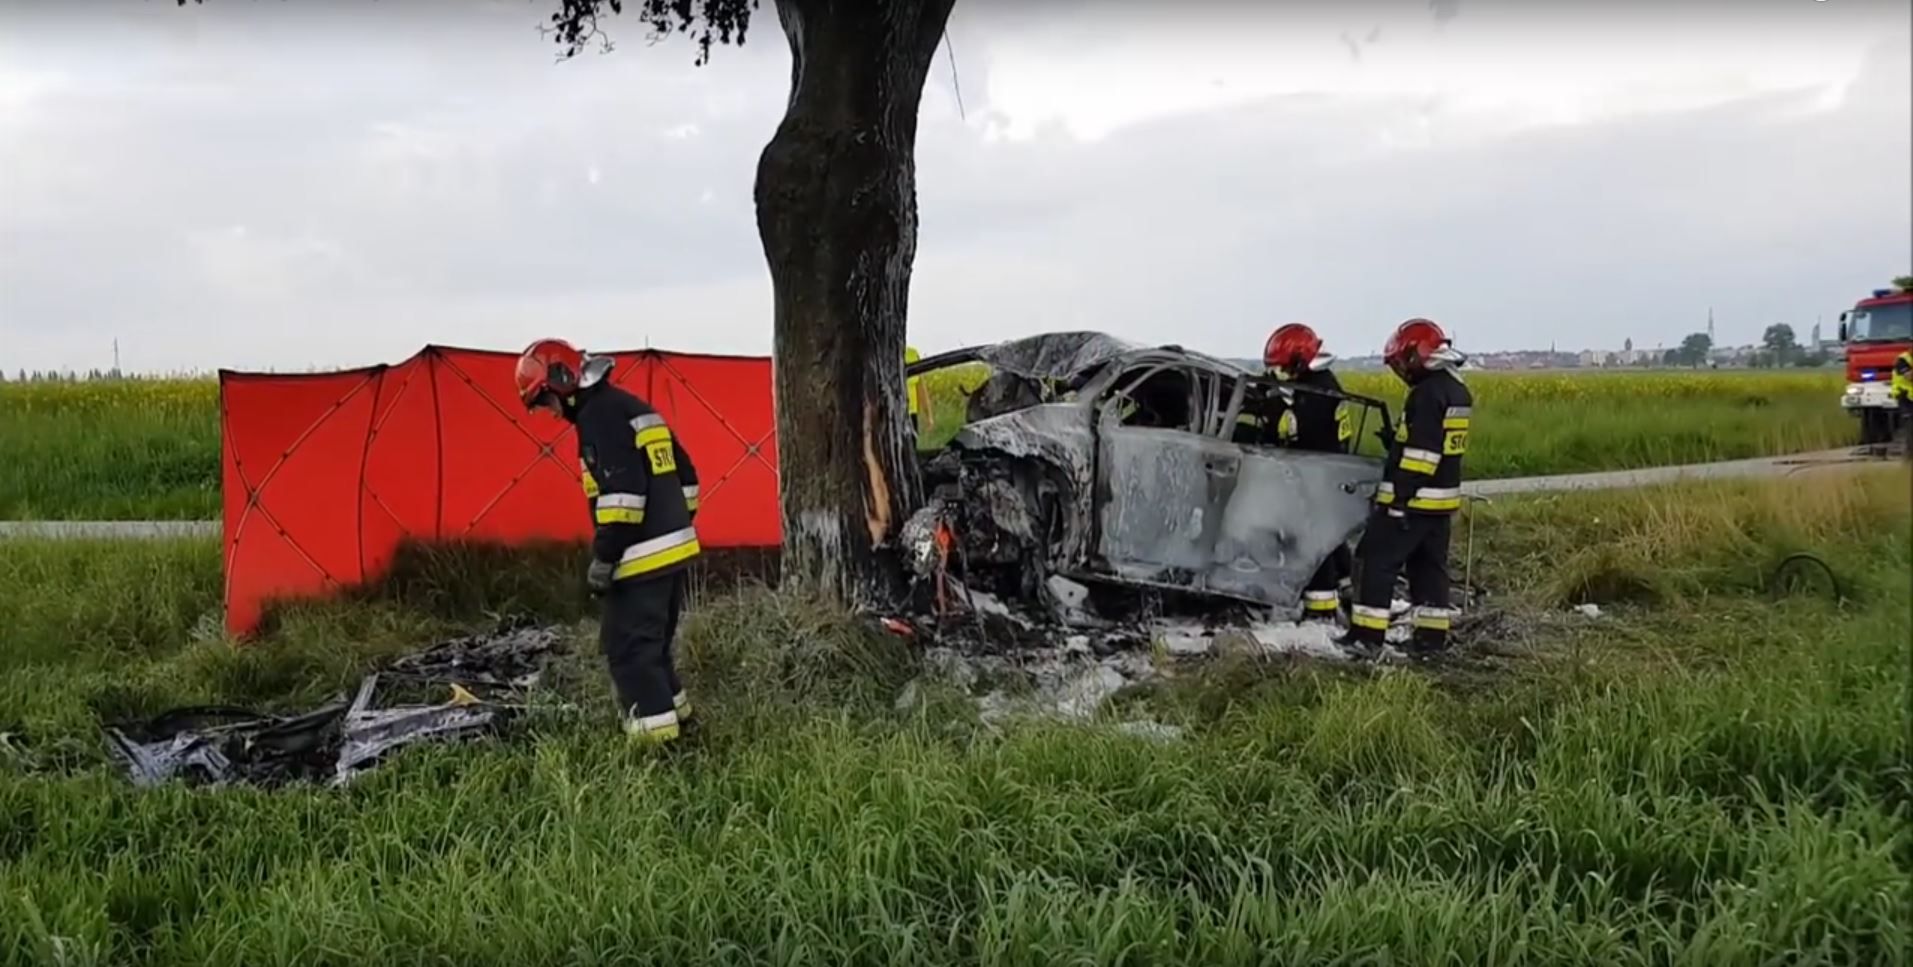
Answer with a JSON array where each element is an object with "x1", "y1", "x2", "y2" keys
[{"x1": 1104, "y1": 364, "x2": 1200, "y2": 430}]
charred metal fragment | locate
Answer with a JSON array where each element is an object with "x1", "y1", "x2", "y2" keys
[{"x1": 103, "y1": 624, "x2": 562, "y2": 789}]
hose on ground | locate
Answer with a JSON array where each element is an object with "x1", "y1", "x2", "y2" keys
[{"x1": 1767, "y1": 552, "x2": 1844, "y2": 604}]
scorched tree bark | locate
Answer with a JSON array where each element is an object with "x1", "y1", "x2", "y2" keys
[{"x1": 755, "y1": 0, "x2": 955, "y2": 606}]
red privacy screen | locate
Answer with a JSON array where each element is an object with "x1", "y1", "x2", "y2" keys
[{"x1": 220, "y1": 345, "x2": 780, "y2": 636}]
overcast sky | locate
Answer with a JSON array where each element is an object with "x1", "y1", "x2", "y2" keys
[{"x1": 3, "y1": 0, "x2": 1909, "y2": 374}]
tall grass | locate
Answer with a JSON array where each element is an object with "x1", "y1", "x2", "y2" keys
[
  {"x1": 1472, "y1": 464, "x2": 1911, "y2": 608},
  {"x1": 1, "y1": 471, "x2": 1907, "y2": 964}
]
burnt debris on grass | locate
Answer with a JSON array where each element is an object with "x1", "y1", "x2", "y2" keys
[
  {"x1": 881, "y1": 509, "x2": 1510, "y2": 726},
  {"x1": 103, "y1": 624, "x2": 563, "y2": 788}
]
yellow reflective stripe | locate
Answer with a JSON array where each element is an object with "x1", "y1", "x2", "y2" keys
[
  {"x1": 1375, "y1": 481, "x2": 1396, "y2": 505},
  {"x1": 1413, "y1": 615, "x2": 1453, "y2": 630},
  {"x1": 682, "y1": 484, "x2": 699, "y2": 512},
  {"x1": 1401, "y1": 458, "x2": 1438, "y2": 475},
  {"x1": 580, "y1": 459, "x2": 600, "y2": 497},
  {"x1": 1336, "y1": 406, "x2": 1353, "y2": 441},
  {"x1": 594, "y1": 493, "x2": 646, "y2": 525},
  {"x1": 1443, "y1": 417, "x2": 1471, "y2": 429},
  {"x1": 1350, "y1": 606, "x2": 1391, "y2": 630},
  {"x1": 614, "y1": 527, "x2": 701, "y2": 580},
  {"x1": 1303, "y1": 593, "x2": 1340, "y2": 612},
  {"x1": 1406, "y1": 492, "x2": 1463, "y2": 511},
  {"x1": 631, "y1": 413, "x2": 676, "y2": 460},
  {"x1": 625, "y1": 709, "x2": 681, "y2": 745}
]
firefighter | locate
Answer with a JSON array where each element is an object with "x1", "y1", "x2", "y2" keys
[
  {"x1": 515, "y1": 338, "x2": 701, "y2": 745},
  {"x1": 1893, "y1": 349, "x2": 1913, "y2": 452},
  {"x1": 906, "y1": 345, "x2": 925, "y2": 423},
  {"x1": 905, "y1": 345, "x2": 927, "y2": 448},
  {"x1": 1261, "y1": 323, "x2": 1356, "y2": 622},
  {"x1": 1344, "y1": 318, "x2": 1472, "y2": 657}
]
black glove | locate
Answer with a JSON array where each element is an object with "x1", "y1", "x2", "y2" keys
[
  {"x1": 1372, "y1": 505, "x2": 1407, "y2": 529},
  {"x1": 586, "y1": 558, "x2": 614, "y2": 595}
]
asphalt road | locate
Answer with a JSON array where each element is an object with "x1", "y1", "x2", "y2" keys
[
  {"x1": 0, "y1": 448, "x2": 1894, "y2": 541},
  {"x1": 1460, "y1": 447, "x2": 1883, "y2": 498}
]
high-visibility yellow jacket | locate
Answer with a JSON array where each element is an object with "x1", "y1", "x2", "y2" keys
[
  {"x1": 905, "y1": 346, "x2": 925, "y2": 417},
  {"x1": 1893, "y1": 350, "x2": 1913, "y2": 403}
]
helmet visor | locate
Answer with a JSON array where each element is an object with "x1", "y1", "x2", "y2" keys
[{"x1": 525, "y1": 388, "x2": 562, "y2": 417}]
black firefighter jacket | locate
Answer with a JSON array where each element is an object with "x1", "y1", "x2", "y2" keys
[
  {"x1": 575, "y1": 383, "x2": 702, "y2": 583},
  {"x1": 1375, "y1": 368, "x2": 1472, "y2": 515}
]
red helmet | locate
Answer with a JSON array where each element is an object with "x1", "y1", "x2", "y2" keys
[
  {"x1": 1383, "y1": 318, "x2": 1447, "y2": 380},
  {"x1": 514, "y1": 338, "x2": 586, "y2": 411},
  {"x1": 1263, "y1": 323, "x2": 1323, "y2": 374}
]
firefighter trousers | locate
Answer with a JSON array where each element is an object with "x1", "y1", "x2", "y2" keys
[
  {"x1": 1301, "y1": 544, "x2": 1352, "y2": 621},
  {"x1": 600, "y1": 571, "x2": 687, "y2": 739},
  {"x1": 1350, "y1": 510, "x2": 1454, "y2": 651}
]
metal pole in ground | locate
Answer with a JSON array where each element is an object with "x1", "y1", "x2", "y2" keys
[{"x1": 1463, "y1": 494, "x2": 1493, "y2": 608}]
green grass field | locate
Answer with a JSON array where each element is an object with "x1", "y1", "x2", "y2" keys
[
  {"x1": 0, "y1": 369, "x2": 1855, "y2": 520},
  {"x1": 0, "y1": 380, "x2": 219, "y2": 521},
  {"x1": 3, "y1": 469, "x2": 1907, "y2": 965}
]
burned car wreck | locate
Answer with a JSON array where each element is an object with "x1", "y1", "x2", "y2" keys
[{"x1": 905, "y1": 332, "x2": 1393, "y2": 622}]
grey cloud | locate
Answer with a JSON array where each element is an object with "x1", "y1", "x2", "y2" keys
[{"x1": 1, "y1": 0, "x2": 1909, "y2": 373}]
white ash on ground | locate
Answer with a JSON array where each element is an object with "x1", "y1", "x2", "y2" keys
[
  {"x1": 895, "y1": 609, "x2": 1407, "y2": 726},
  {"x1": 889, "y1": 568, "x2": 1428, "y2": 725}
]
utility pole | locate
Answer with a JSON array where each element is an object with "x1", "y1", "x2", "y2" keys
[{"x1": 113, "y1": 339, "x2": 120, "y2": 376}]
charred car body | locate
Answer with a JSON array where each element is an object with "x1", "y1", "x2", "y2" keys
[{"x1": 906, "y1": 332, "x2": 1393, "y2": 618}]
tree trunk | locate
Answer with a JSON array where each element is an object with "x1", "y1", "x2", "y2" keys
[{"x1": 754, "y1": 0, "x2": 955, "y2": 606}]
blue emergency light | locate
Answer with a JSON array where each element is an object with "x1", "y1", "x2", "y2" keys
[
  {"x1": 1859, "y1": 371, "x2": 1877, "y2": 381},
  {"x1": 1872, "y1": 289, "x2": 1893, "y2": 298}
]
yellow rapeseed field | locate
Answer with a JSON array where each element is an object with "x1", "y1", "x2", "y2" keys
[
  {"x1": 0, "y1": 377, "x2": 218, "y2": 417},
  {"x1": 1335, "y1": 368, "x2": 1844, "y2": 404}
]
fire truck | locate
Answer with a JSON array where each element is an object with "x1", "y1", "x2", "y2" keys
[{"x1": 1837, "y1": 284, "x2": 1912, "y2": 445}]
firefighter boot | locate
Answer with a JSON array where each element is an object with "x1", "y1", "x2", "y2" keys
[
  {"x1": 1301, "y1": 590, "x2": 1341, "y2": 623},
  {"x1": 623, "y1": 706, "x2": 682, "y2": 747},
  {"x1": 1408, "y1": 607, "x2": 1453, "y2": 659}
]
